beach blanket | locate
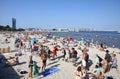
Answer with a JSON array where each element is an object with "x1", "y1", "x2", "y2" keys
[{"x1": 41, "y1": 67, "x2": 60, "y2": 77}]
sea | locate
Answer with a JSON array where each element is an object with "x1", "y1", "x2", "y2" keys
[{"x1": 51, "y1": 31, "x2": 120, "y2": 48}]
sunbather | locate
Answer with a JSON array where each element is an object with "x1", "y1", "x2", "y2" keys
[{"x1": 5, "y1": 55, "x2": 19, "y2": 66}]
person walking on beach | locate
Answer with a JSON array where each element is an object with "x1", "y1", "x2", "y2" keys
[
  {"x1": 41, "y1": 53, "x2": 47, "y2": 72},
  {"x1": 81, "y1": 50, "x2": 89, "y2": 69},
  {"x1": 28, "y1": 55, "x2": 33, "y2": 78}
]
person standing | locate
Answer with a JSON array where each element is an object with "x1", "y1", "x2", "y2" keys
[
  {"x1": 41, "y1": 53, "x2": 47, "y2": 72},
  {"x1": 62, "y1": 48, "x2": 66, "y2": 60},
  {"x1": 53, "y1": 47, "x2": 58, "y2": 59},
  {"x1": 28, "y1": 55, "x2": 33, "y2": 78},
  {"x1": 46, "y1": 47, "x2": 51, "y2": 60},
  {"x1": 105, "y1": 50, "x2": 111, "y2": 63}
]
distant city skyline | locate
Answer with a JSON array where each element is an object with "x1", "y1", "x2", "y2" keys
[{"x1": 0, "y1": 0, "x2": 120, "y2": 31}]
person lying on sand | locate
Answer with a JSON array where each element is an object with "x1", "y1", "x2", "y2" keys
[{"x1": 5, "y1": 55, "x2": 19, "y2": 66}]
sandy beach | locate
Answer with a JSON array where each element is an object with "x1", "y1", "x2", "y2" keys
[{"x1": 0, "y1": 32, "x2": 120, "y2": 79}]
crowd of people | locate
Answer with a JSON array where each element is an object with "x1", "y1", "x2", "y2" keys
[{"x1": 1, "y1": 32, "x2": 119, "y2": 79}]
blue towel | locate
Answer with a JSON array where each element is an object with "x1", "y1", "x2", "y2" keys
[{"x1": 41, "y1": 67, "x2": 60, "y2": 76}]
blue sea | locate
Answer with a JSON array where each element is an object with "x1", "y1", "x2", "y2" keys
[{"x1": 51, "y1": 31, "x2": 120, "y2": 48}]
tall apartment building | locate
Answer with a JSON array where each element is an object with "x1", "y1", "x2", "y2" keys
[{"x1": 12, "y1": 18, "x2": 16, "y2": 29}]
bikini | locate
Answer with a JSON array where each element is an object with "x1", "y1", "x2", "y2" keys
[{"x1": 28, "y1": 59, "x2": 33, "y2": 67}]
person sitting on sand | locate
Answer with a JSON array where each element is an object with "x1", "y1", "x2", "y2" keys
[
  {"x1": 41, "y1": 52, "x2": 47, "y2": 72},
  {"x1": 91, "y1": 64, "x2": 102, "y2": 78},
  {"x1": 5, "y1": 55, "x2": 19, "y2": 66},
  {"x1": 74, "y1": 66, "x2": 89, "y2": 79},
  {"x1": 110, "y1": 53, "x2": 117, "y2": 68},
  {"x1": 82, "y1": 68, "x2": 89, "y2": 79},
  {"x1": 71, "y1": 48, "x2": 77, "y2": 66},
  {"x1": 74, "y1": 66, "x2": 83, "y2": 79}
]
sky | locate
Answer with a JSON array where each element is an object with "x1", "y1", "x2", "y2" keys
[{"x1": 0, "y1": 0, "x2": 120, "y2": 31}]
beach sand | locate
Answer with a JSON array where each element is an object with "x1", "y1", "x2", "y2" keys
[{"x1": 0, "y1": 33, "x2": 120, "y2": 79}]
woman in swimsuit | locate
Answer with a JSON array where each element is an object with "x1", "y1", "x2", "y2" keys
[
  {"x1": 28, "y1": 55, "x2": 33, "y2": 78},
  {"x1": 41, "y1": 53, "x2": 47, "y2": 72}
]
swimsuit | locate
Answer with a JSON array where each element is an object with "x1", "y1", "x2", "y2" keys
[{"x1": 28, "y1": 59, "x2": 33, "y2": 67}]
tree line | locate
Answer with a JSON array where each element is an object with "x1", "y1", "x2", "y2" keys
[{"x1": 0, "y1": 25, "x2": 25, "y2": 31}]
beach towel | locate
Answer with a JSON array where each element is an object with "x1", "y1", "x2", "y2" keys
[
  {"x1": 41, "y1": 67, "x2": 60, "y2": 76},
  {"x1": 33, "y1": 64, "x2": 39, "y2": 76}
]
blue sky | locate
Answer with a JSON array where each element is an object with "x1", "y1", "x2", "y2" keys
[{"x1": 0, "y1": 0, "x2": 120, "y2": 31}]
